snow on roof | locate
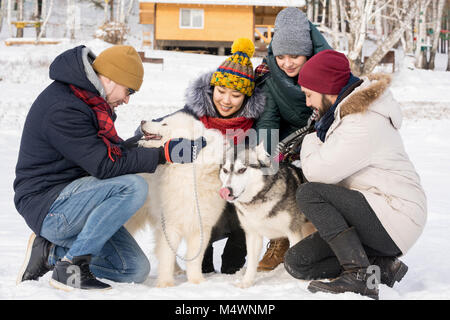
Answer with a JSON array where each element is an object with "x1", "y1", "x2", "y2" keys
[{"x1": 139, "y1": 0, "x2": 306, "y2": 7}]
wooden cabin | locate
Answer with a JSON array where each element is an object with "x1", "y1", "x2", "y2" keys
[{"x1": 139, "y1": 0, "x2": 306, "y2": 54}]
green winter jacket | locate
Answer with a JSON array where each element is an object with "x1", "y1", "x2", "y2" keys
[{"x1": 255, "y1": 22, "x2": 332, "y2": 153}]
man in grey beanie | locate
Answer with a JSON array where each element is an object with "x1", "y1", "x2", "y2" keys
[{"x1": 254, "y1": 7, "x2": 332, "y2": 272}]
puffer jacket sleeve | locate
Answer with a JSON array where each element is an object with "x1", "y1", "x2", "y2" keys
[
  {"x1": 44, "y1": 105, "x2": 162, "y2": 179},
  {"x1": 300, "y1": 115, "x2": 372, "y2": 184}
]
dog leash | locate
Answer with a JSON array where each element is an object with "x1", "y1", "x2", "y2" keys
[
  {"x1": 160, "y1": 145, "x2": 204, "y2": 262},
  {"x1": 276, "y1": 116, "x2": 315, "y2": 163}
]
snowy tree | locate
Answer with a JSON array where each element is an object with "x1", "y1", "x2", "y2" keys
[
  {"x1": 345, "y1": 0, "x2": 376, "y2": 75},
  {"x1": 313, "y1": 0, "x2": 447, "y2": 74},
  {"x1": 306, "y1": 0, "x2": 314, "y2": 21},
  {"x1": 16, "y1": 0, "x2": 24, "y2": 38},
  {"x1": 104, "y1": 0, "x2": 110, "y2": 23},
  {"x1": 0, "y1": 0, "x2": 6, "y2": 34},
  {"x1": 400, "y1": 0, "x2": 415, "y2": 56},
  {"x1": 362, "y1": 0, "x2": 419, "y2": 75},
  {"x1": 95, "y1": 0, "x2": 134, "y2": 44},
  {"x1": 330, "y1": 0, "x2": 340, "y2": 49},
  {"x1": 428, "y1": 0, "x2": 446, "y2": 70},
  {"x1": 66, "y1": 0, "x2": 77, "y2": 40},
  {"x1": 115, "y1": 0, "x2": 133, "y2": 23},
  {"x1": 36, "y1": 0, "x2": 53, "y2": 42},
  {"x1": 414, "y1": 0, "x2": 432, "y2": 69}
]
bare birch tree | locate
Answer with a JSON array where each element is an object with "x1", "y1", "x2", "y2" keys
[
  {"x1": 36, "y1": 0, "x2": 53, "y2": 42},
  {"x1": 414, "y1": 0, "x2": 432, "y2": 69},
  {"x1": 330, "y1": 0, "x2": 340, "y2": 49},
  {"x1": 401, "y1": 0, "x2": 415, "y2": 55},
  {"x1": 362, "y1": 0, "x2": 419, "y2": 74},
  {"x1": 66, "y1": 0, "x2": 76, "y2": 40},
  {"x1": 428, "y1": 0, "x2": 446, "y2": 70},
  {"x1": 16, "y1": 0, "x2": 24, "y2": 38},
  {"x1": 306, "y1": 0, "x2": 314, "y2": 21},
  {"x1": 374, "y1": 0, "x2": 383, "y2": 44},
  {"x1": 0, "y1": 0, "x2": 6, "y2": 34},
  {"x1": 104, "y1": 0, "x2": 110, "y2": 23},
  {"x1": 125, "y1": 0, "x2": 134, "y2": 23},
  {"x1": 314, "y1": 0, "x2": 319, "y2": 23},
  {"x1": 346, "y1": 0, "x2": 375, "y2": 75},
  {"x1": 7, "y1": 0, "x2": 12, "y2": 37}
]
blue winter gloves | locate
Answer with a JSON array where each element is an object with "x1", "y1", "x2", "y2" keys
[
  {"x1": 163, "y1": 137, "x2": 207, "y2": 164},
  {"x1": 128, "y1": 124, "x2": 206, "y2": 164}
]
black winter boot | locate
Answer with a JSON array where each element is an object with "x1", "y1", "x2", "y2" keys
[
  {"x1": 307, "y1": 227, "x2": 379, "y2": 300},
  {"x1": 202, "y1": 243, "x2": 215, "y2": 273},
  {"x1": 221, "y1": 228, "x2": 246, "y2": 274},
  {"x1": 17, "y1": 233, "x2": 54, "y2": 284},
  {"x1": 370, "y1": 256, "x2": 408, "y2": 288},
  {"x1": 50, "y1": 255, "x2": 111, "y2": 291}
]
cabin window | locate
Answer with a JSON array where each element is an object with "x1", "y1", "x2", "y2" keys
[{"x1": 179, "y1": 8, "x2": 204, "y2": 29}]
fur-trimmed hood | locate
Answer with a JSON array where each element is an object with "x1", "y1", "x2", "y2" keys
[
  {"x1": 338, "y1": 73, "x2": 401, "y2": 129},
  {"x1": 184, "y1": 71, "x2": 266, "y2": 119}
]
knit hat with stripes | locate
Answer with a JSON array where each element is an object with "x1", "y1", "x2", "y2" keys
[{"x1": 210, "y1": 38, "x2": 255, "y2": 96}]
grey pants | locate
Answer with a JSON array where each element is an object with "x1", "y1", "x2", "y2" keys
[{"x1": 284, "y1": 182, "x2": 401, "y2": 280}]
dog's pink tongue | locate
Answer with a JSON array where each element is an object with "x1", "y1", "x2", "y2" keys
[{"x1": 219, "y1": 187, "x2": 232, "y2": 201}]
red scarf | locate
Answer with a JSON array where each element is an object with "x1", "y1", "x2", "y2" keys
[
  {"x1": 69, "y1": 84, "x2": 123, "y2": 162},
  {"x1": 199, "y1": 116, "x2": 254, "y2": 145}
]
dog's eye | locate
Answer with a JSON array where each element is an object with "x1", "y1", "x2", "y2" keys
[
  {"x1": 161, "y1": 123, "x2": 168, "y2": 126},
  {"x1": 237, "y1": 168, "x2": 247, "y2": 174},
  {"x1": 222, "y1": 168, "x2": 229, "y2": 174}
]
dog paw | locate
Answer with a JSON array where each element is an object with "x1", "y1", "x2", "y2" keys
[
  {"x1": 234, "y1": 280, "x2": 253, "y2": 289},
  {"x1": 188, "y1": 276, "x2": 205, "y2": 285},
  {"x1": 156, "y1": 280, "x2": 175, "y2": 288}
]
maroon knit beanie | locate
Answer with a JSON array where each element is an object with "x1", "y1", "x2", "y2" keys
[{"x1": 298, "y1": 49, "x2": 351, "y2": 95}]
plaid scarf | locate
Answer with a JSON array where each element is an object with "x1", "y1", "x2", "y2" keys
[
  {"x1": 254, "y1": 59, "x2": 270, "y2": 85},
  {"x1": 69, "y1": 84, "x2": 123, "y2": 162}
]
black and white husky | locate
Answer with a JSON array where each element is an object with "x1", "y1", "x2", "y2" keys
[{"x1": 219, "y1": 144, "x2": 316, "y2": 288}]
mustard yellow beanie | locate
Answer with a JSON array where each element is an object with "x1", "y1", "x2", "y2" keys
[
  {"x1": 92, "y1": 45, "x2": 144, "y2": 91},
  {"x1": 210, "y1": 38, "x2": 255, "y2": 96}
]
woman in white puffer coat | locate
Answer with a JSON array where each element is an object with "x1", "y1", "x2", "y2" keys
[{"x1": 283, "y1": 50, "x2": 427, "y2": 300}]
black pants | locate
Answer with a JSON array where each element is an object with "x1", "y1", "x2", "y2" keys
[
  {"x1": 284, "y1": 182, "x2": 401, "y2": 280},
  {"x1": 202, "y1": 202, "x2": 247, "y2": 274}
]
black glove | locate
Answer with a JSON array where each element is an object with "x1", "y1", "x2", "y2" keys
[{"x1": 162, "y1": 137, "x2": 207, "y2": 164}]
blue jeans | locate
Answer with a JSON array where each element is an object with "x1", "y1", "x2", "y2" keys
[{"x1": 40, "y1": 174, "x2": 150, "y2": 283}]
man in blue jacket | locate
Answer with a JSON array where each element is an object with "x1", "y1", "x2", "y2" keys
[{"x1": 14, "y1": 45, "x2": 205, "y2": 291}]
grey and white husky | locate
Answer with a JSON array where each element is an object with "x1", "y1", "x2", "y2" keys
[{"x1": 219, "y1": 143, "x2": 316, "y2": 288}]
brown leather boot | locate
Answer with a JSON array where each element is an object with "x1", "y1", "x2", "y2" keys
[{"x1": 257, "y1": 237, "x2": 290, "y2": 272}]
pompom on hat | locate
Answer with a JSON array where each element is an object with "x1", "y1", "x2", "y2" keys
[{"x1": 210, "y1": 38, "x2": 255, "y2": 96}]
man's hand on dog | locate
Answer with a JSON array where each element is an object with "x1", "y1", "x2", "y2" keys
[{"x1": 163, "y1": 137, "x2": 207, "y2": 164}]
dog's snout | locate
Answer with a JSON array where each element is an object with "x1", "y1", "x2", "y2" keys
[{"x1": 219, "y1": 187, "x2": 234, "y2": 201}]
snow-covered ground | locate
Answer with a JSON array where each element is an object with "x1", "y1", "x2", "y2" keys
[{"x1": 1, "y1": 38, "x2": 449, "y2": 300}]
